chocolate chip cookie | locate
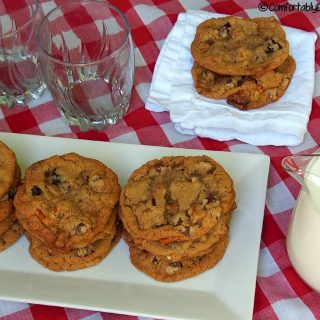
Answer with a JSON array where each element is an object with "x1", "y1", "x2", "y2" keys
[
  {"x1": 127, "y1": 232, "x2": 229, "y2": 282},
  {"x1": 191, "y1": 16, "x2": 289, "y2": 76},
  {"x1": 130, "y1": 210, "x2": 231, "y2": 262},
  {"x1": 14, "y1": 153, "x2": 120, "y2": 251},
  {"x1": 28, "y1": 223, "x2": 120, "y2": 271},
  {"x1": 227, "y1": 55, "x2": 296, "y2": 109},
  {"x1": 120, "y1": 155, "x2": 235, "y2": 242},
  {"x1": 191, "y1": 62, "x2": 256, "y2": 99}
]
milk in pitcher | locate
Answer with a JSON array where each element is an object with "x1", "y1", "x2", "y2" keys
[{"x1": 287, "y1": 155, "x2": 320, "y2": 291}]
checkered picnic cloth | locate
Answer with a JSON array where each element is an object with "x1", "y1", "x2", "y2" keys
[{"x1": 0, "y1": 0, "x2": 319, "y2": 319}]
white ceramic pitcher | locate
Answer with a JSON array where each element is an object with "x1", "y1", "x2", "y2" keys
[{"x1": 282, "y1": 154, "x2": 320, "y2": 291}]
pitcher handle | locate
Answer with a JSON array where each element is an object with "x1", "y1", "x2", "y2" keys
[{"x1": 281, "y1": 154, "x2": 320, "y2": 189}]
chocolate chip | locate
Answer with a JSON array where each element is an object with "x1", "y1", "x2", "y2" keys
[
  {"x1": 265, "y1": 38, "x2": 283, "y2": 54},
  {"x1": 8, "y1": 189, "x2": 15, "y2": 200},
  {"x1": 169, "y1": 262, "x2": 182, "y2": 269},
  {"x1": 45, "y1": 168, "x2": 61, "y2": 186},
  {"x1": 206, "y1": 166, "x2": 216, "y2": 174},
  {"x1": 152, "y1": 256, "x2": 161, "y2": 265},
  {"x1": 31, "y1": 186, "x2": 42, "y2": 196},
  {"x1": 219, "y1": 22, "x2": 231, "y2": 39},
  {"x1": 207, "y1": 192, "x2": 219, "y2": 203},
  {"x1": 227, "y1": 94, "x2": 250, "y2": 108},
  {"x1": 151, "y1": 198, "x2": 156, "y2": 206},
  {"x1": 81, "y1": 172, "x2": 89, "y2": 183},
  {"x1": 196, "y1": 221, "x2": 203, "y2": 227},
  {"x1": 155, "y1": 162, "x2": 163, "y2": 173},
  {"x1": 176, "y1": 217, "x2": 183, "y2": 226},
  {"x1": 75, "y1": 223, "x2": 87, "y2": 235},
  {"x1": 165, "y1": 192, "x2": 175, "y2": 204},
  {"x1": 52, "y1": 178, "x2": 61, "y2": 186},
  {"x1": 206, "y1": 39, "x2": 214, "y2": 46},
  {"x1": 182, "y1": 226, "x2": 191, "y2": 237}
]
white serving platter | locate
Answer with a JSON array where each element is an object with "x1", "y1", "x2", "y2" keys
[{"x1": 0, "y1": 132, "x2": 270, "y2": 320}]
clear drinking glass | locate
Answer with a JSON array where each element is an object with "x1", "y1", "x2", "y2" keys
[
  {"x1": 0, "y1": 0, "x2": 46, "y2": 108},
  {"x1": 37, "y1": 0, "x2": 135, "y2": 131}
]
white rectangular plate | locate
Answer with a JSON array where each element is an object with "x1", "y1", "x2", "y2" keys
[{"x1": 0, "y1": 132, "x2": 270, "y2": 320}]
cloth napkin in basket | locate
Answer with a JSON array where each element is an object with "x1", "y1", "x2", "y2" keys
[{"x1": 145, "y1": 10, "x2": 317, "y2": 146}]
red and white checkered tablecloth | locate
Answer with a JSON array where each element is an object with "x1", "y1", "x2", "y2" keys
[{"x1": 0, "y1": 0, "x2": 319, "y2": 319}]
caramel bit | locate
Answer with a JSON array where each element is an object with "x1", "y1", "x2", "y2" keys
[{"x1": 36, "y1": 209, "x2": 47, "y2": 224}]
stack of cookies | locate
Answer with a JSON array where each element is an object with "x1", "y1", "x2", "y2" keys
[
  {"x1": 191, "y1": 16, "x2": 296, "y2": 110},
  {"x1": 120, "y1": 155, "x2": 236, "y2": 282},
  {"x1": 0, "y1": 141, "x2": 23, "y2": 252},
  {"x1": 14, "y1": 153, "x2": 121, "y2": 271}
]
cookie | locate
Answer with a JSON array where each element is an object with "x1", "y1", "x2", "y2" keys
[
  {"x1": 28, "y1": 225, "x2": 119, "y2": 272},
  {"x1": 128, "y1": 233, "x2": 229, "y2": 282},
  {"x1": 191, "y1": 62, "x2": 256, "y2": 99},
  {"x1": 120, "y1": 155, "x2": 235, "y2": 241},
  {"x1": 131, "y1": 210, "x2": 231, "y2": 262},
  {"x1": 0, "y1": 221, "x2": 23, "y2": 252},
  {"x1": 0, "y1": 141, "x2": 18, "y2": 199},
  {"x1": 191, "y1": 16, "x2": 289, "y2": 76},
  {"x1": 0, "y1": 164, "x2": 21, "y2": 222},
  {"x1": 14, "y1": 153, "x2": 120, "y2": 251},
  {"x1": 227, "y1": 55, "x2": 296, "y2": 110}
]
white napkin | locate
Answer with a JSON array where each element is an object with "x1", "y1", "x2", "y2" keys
[{"x1": 145, "y1": 10, "x2": 317, "y2": 146}]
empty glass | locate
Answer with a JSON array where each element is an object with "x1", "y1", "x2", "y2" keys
[
  {"x1": 0, "y1": 0, "x2": 46, "y2": 108},
  {"x1": 37, "y1": 0, "x2": 135, "y2": 131}
]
